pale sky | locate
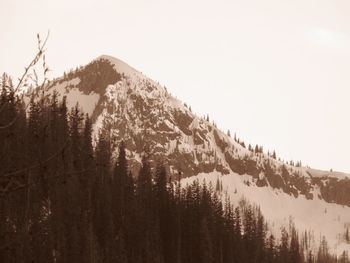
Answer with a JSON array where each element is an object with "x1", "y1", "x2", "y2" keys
[{"x1": 1, "y1": 0, "x2": 350, "y2": 173}]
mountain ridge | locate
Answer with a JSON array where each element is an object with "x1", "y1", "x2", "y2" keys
[{"x1": 45, "y1": 54, "x2": 349, "y2": 194}]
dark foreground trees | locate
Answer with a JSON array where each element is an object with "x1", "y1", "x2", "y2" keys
[{"x1": 0, "y1": 82, "x2": 348, "y2": 263}]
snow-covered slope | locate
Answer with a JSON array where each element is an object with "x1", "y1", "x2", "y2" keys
[
  {"x1": 182, "y1": 172, "x2": 350, "y2": 256},
  {"x1": 45, "y1": 55, "x2": 350, "y2": 254}
]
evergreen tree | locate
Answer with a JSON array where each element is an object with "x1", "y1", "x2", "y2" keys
[
  {"x1": 290, "y1": 226, "x2": 302, "y2": 263},
  {"x1": 345, "y1": 227, "x2": 349, "y2": 243},
  {"x1": 272, "y1": 150, "x2": 277, "y2": 159},
  {"x1": 279, "y1": 227, "x2": 290, "y2": 263},
  {"x1": 199, "y1": 217, "x2": 213, "y2": 263},
  {"x1": 267, "y1": 234, "x2": 276, "y2": 263}
]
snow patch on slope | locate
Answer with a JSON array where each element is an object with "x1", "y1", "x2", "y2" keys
[
  {"x1": 50, "y1": 77, "x2": 99, "y2": 116},
  {"x1": 181, "y1": 172, "x2": 350, "y2": 256}
]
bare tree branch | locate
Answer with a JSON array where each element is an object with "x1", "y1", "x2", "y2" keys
[
  {"x1": 14, "y1": 31, "x2": 50, "y2": 95},
  {"x1": 0, "y1": 31, "x2": 50, "y2": 123}
]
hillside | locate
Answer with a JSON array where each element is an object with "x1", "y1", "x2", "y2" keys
[{"x1": 45, "y1": 55, "x2": 350, "y2": 254}]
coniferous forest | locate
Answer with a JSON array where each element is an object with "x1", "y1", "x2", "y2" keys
[{"x1": 0, "y1": 72, "x2": 349, "y2": 263}]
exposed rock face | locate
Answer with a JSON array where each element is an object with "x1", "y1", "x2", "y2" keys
[{"x1": 46, "y1": 55, "x2": 350, "y2": 206}]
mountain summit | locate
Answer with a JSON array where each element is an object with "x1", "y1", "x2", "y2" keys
[
  {"x1": 96, "y1": 55, "x2": 143, "y2": 78},
  {"x1": 45, "y1": 55, "x2": 350, "y2": 254}
]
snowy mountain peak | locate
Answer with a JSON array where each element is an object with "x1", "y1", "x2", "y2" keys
[
  {"x1": 44, "y1": 56, "x2": 350, "y2": 254},
  {"x1": 96, "y1": 55, "x2": 143, "y2": 79},
  {"x1": 46, "y1": 56, "x2": 350, "y2": 202}
]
